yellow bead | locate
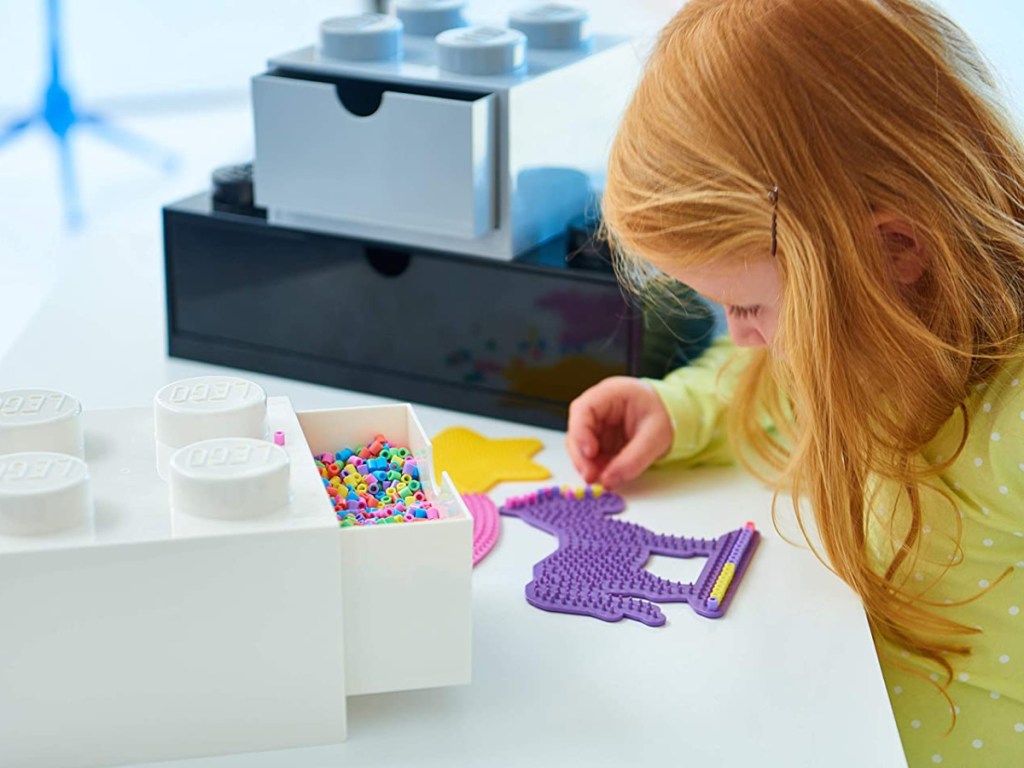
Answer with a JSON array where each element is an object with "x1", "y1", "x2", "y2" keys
[{"x1": 710, "y1": 563, "x2": 736, "y2": 602}]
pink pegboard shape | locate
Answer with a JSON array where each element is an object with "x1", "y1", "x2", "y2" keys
[{"x1": 462, "y1": 493, "x2": 500, "y2": 566}]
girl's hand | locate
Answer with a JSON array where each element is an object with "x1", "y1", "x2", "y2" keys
[{"x1": 566, "y1": 377, "x2": 673, "y2": 488}]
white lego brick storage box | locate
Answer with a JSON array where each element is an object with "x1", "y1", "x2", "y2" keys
[{"x1": 0, "y1": 378, "x2": 472, "y2": 768}]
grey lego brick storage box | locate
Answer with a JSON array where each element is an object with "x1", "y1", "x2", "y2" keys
[{"x1": 251, "y1": 6, "x2": 642, "y2": 260}]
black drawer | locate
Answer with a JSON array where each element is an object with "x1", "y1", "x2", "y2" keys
[{"x1": 164, "y1": 193, "x2": 713, "y2": 429}]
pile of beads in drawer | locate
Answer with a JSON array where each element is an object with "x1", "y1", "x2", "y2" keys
[{"x1": 315, "y1": 434, "x2": 442, "y2": 527}]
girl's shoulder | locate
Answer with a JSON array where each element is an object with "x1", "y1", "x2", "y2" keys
[
  {"x1": 968, "y1": 354, "x2": 1024, "y2": 438},
  {"x1": 953, "y1": 354, "x2": 1024, "y2": 522}
]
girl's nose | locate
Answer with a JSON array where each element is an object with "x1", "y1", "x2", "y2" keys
[{"x1": 726, "y1": 315, "x2": 767, "y2": 348}]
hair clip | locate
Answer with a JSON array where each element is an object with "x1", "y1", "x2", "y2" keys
[{"x1": 768, "y1": 185, "x2": 779, "y2": 257}]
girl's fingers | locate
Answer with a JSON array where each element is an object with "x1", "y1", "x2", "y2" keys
[
  {"x1": 567, "y1": 392, "x2": 611, "y2": 474},
  {"x1": 600, "y1": 424, "x2": 659, "y2": 488},
  {"x1": 565, "y1": 432, "x2": 598, "y2": 483}
]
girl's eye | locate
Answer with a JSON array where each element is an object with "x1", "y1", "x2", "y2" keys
[{"x1": 726, "y1": 305, "x2": 761, "y2": 319}]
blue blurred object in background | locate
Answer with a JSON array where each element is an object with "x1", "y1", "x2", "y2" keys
[{"x1": 0, "y1": 0, "x2": 178, "y2": 229}]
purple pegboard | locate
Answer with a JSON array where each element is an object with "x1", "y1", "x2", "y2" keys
[
  {"x1": 499, "y1": 485, "x2": 760, "y2": 626},
  {"x1": 463, "y1": 493, "x2": 500, "y2": 566}
]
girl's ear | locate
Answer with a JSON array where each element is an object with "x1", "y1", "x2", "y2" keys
[{"x1": 873, "y1": 212, "x2": 928, "y2": 285}]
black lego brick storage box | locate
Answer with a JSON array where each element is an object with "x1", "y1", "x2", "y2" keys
[{"x1": 163, "y1": 188, "x2": 714, "y2": 430}]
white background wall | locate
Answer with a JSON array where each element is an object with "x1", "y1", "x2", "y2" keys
[{"x1": 0, "y1": 1, "x2": 1021, "y2": 359}]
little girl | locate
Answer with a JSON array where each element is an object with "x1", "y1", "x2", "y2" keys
[{"x1": 567, "y1": 1, "x2": 1024, "y2": 764}]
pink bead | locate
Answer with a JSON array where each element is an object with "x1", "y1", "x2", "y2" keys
[
  {"x1": 426, "y1": 508, "x2": 439, "y2": 520},
  {"x1": 274, "y1": 431, "x2": 286, "y2": 446}
]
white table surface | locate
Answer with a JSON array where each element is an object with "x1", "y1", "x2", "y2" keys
[{"x1": 0, "y1": 190, "x2": 907, "y2": 768}]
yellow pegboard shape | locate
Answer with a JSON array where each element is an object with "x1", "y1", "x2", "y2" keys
[{"x1": 432, "y1": 426, "x2": 551, "y2": 494}]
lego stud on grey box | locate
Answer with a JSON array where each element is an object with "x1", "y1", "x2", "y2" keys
[
  {"x1": 510, "y1": 3, "x2": 590, "y2": 50},
  {"x1": 319, "y1": 14, "x2": 403, "y2": 62},
  {"x1": 436, "y1": 26, "x2": 527, "y2": 76},
  {"x1": 396, "y1": 0, "x2": 467, "y2": 37}
]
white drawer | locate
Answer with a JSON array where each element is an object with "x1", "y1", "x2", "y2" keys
[
  {"x1": 253, "y1": 73, "x2": 496, "y2": 239},
  {"x1": 297, "y1": 403, "x2": 473, "y2": 697}
]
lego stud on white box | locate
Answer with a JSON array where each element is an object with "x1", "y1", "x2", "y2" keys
[
  {"x1": 396, "y1": 0, "x2": 467, "y2": 37},
  {"x1": 169, "y1": 438, "x2": 290, "y2": 520},
  {"x1": 436, "y1": 26, "x2": 526, "y2": 76},
  {"x1": 319, "y1": 14, "x2": 403, "y2": 62},
  {"x1": 0, "y1": 452, "x2": 92, "y2": 536},
  {"x1": 0, "y1": 389, "x2": 84, "y2": 458},
  {"x1": 154, "y1": 376, "x2": 268, "y2": 479},
  {"x1": 510, "y1": 3, "x2": 590, "y2": 50}
]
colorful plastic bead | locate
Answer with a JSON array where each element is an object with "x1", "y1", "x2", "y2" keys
[{"x1": 313, "y1": 434, "x2": 443, "y2": 528}]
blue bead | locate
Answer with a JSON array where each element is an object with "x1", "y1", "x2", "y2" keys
[
  {"x1": 338, "y1": 448, "x2": 354, "y2": 461},
  {"x1": 414, "y1": 509, "x2": 428, "y2": 519}
]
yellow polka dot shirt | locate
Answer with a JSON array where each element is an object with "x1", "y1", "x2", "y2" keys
[{"x1": 647, "y1": 338, "x2": 1024, "y2": 767}]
